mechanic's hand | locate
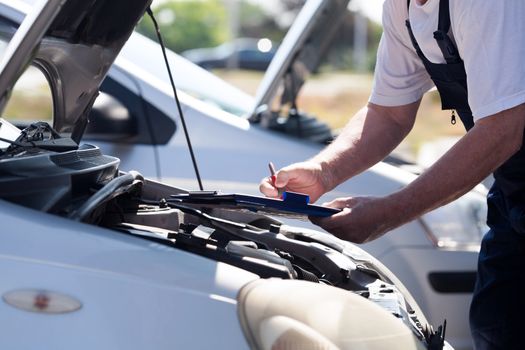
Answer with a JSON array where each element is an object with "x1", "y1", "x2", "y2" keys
[
  {"x1": 259, "y1": 161, "x2": 330, "y2": 203},
  {"x1": 310, "y1": 196, "x2": 396, "y2": 243}
]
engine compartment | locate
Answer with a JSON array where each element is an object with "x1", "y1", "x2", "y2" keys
[{"x1": 0, "y1": 144, "x2": 447, "y2": 349}]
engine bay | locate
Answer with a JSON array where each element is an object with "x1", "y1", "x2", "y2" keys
[{"x1": 0, "y1": 140, "x2": 447, "y2": 349}]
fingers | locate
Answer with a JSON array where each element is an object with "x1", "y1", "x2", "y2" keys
[
  {"x1": 259, "y1": 162, "x2": 325, "y2": 200},
  {"x1": 321, "y1": 197, "x2": 355, "y2": 209},
  {"x1": 273, "y1": 168, "x2": 290, "y2": 188},
  {"x1": 259, "y1": 167, "x2": 294, "y2": 198},
  {"x1": 310, "y1": 196, "x2": 387, "y2": 244},
  {"x1": 310, "y1": 207, "x2": 350, "y2": 230},
  {"x1": 259, "y1": 176, "x2": 279, "y2": 198},
  {"x1": 311, "y1": 208, "x2": 370, "y2": 243},
  {"x1": 310, "y1": 197, "x2": 364, "y2": 242}
]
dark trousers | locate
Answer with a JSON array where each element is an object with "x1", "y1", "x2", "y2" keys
[{"x1": 470, "y1": 186, "x2": 525, "y2": 349}]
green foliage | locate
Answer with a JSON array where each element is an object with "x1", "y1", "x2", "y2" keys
[
  {"x1": 137, "y1": 1, "x2": 383, "y2": 72},
  {"x1": 137, "y1": 1, "x2": 229, "y2": 53},
  {"x1": 238, "y1": 2, "x2": 284, "y2": 42},
  {"x1": 316, "y1": 13, "x2": 383, "y2": 73}
]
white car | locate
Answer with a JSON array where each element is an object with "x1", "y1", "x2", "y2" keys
[
  {"x1": 0, "y1": 0, "x2": 454, "y2": 349},
  {"x1": 2, "y1": 1, "x2": 482, "y2": 349}
]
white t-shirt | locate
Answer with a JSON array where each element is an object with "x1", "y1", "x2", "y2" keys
[{"x1": 369, "y1": 0, "x2": 525, "y2": 122}]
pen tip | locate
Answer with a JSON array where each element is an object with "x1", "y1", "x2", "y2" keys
[{"x1": 268, "y1": 162, "x2": 276, "y2": 174}]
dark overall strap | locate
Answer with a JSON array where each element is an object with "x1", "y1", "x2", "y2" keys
[
  {"x1": 405, "y1": 0, "x2": 473, "y2": 130},
  {"x1": 405, "y1": 0, "x2": 431, "y2": 65},
  {"x1": 407, "y1": 0, "x2": 450, "y2": 27},
  {"x1": 434, "y1": 0, "x2": 462, "y2": 64},
  {"x1": 437, "y1": 0, "x2": 451, "y2": 33},
  {"x1": 406, "y1": 0, "x2": 460, "y2": 64}
]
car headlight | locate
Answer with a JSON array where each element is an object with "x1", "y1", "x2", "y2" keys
[
  {"x1": 420, "y1": 190, "x2": 488, "y2": 250},
  {"x1": 237, "y1": 279, "x2": 426, "y2": 350}
]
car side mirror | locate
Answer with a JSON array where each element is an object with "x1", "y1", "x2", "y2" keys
[{"x1": 85, "y1": 92, "x2": 138, "y2": 140}]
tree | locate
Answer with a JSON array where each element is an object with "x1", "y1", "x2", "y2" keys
[
  {"x1": 238, "y1": 2, "x2": 284, "y2": 42},
  {"x1": 137, "y1": 1, "x2": 229, "y2": 53}
]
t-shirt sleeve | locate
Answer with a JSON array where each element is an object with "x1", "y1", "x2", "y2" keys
[
  {"x1": 369, "y1": 0, "x2": 434, "y2": 107},
  {"x1": 457, "y1": 1, "x2": 525, "y2": 122}
]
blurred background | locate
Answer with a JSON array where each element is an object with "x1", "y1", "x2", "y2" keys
[
  {"x1": 136, "y1": 0, "x2": 464, "y2": 165},
  {"x1": 5, "y1": 0, "x2": 464, "y2": 166}
]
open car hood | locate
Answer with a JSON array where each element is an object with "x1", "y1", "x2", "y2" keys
[
  {"x1": 249, "y1": 0, "x2": 350, "y2": 121},
  {"x1": 0, "y1": 0, "x2": 151, "y2": 142}
]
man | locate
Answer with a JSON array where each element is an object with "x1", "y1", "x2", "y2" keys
[{"x1": 260, "y1": 0, "x2": 525, "y2": 349}]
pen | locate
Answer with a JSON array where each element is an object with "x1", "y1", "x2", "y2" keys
[
  {"x1": 268, "y1": 162, "x2": 284, "y2": 197},
  {"x1": 268, "y1": 162, "x2": 277, "y2": 187}
]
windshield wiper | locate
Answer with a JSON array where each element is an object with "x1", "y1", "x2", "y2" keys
[{"x1": 1, "y1": 121, "x2": 78, "y2": 156}]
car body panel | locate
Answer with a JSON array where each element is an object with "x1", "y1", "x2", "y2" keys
[
  {"x1": 0, "y1": 1, "x2": 477, "y2": 348},
  {"x1": 379, "y1": 247, "x2": 478, "y2": 350},
  {"x1": 0, "y1": 199, "x2": 254, "y2": 349}
]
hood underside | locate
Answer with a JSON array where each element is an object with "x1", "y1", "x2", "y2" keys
[
  {"x1": 48, "y1": 0, "x2": 151, "y2": 46},
  {"x1": 250, "y1": 0, "x2": 350, "y2": 121},
  {"x1": 0, "y1": 0, "x2": 151, "y2": 141}
]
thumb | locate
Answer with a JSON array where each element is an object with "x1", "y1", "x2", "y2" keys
[{"x1": 274, "y1": 169, "x2": 291, "y2": 188}]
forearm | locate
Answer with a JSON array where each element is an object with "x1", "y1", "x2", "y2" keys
[
  {"x1": 386, "y1": 104, "x2": 525, "y2": 228},
  {"x1": 312, "y1": 101, "x2": 419, "y2": 190}
]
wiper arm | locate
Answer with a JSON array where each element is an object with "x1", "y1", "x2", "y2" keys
[
  {"x1": 1, "y1": 121, "x2": 78, "y2": 156},
  {"x1": 166, "y1": 201, "x2": 373, "y2": 290},
  {"x1": 166, "y1": 200, "x2": 247, "y2": 230},
  {"x1": 24, "y1": 137, "x2": 78, "y2": 152}
]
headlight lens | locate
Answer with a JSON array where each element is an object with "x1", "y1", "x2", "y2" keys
[
  {"x1": 237, "y1": 279, "x2": 426, "y2": 350},
  {"x1": 258, "y1": 316, "x2": 338, "y2": 350},
  {"x1": 420, "y1": 191, "x2": 488, "y2": 250}
]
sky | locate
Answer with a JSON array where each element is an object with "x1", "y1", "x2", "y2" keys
[{"x1": 350, "y1": 0, "x2": 383, "y2": 23}]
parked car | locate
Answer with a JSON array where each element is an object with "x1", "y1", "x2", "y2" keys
[
  {"x1": 182, "y1": 37, "x2": 277, "y2": 71},
  {"x1": 1, "y1": 0, "x2": 481, "y2": 349},
  {"x1": 0, "y1": 1, "x2": 456, "y2": 349}
]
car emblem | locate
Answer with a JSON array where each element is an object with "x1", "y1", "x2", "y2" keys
[{"x1": 3, "y1": 289, "x2": 82, "y2": 314}]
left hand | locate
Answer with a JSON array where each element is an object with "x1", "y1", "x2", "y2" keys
[{"x1": 310, "y1": 196, "x2": 397, "y2": 244}]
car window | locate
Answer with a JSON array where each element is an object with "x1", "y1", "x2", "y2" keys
[
  {"x1": 0, "y1": 14, "x2": 15, "y2": 63},
  {"x1": 0, "y1": 11, "x2": 53, "y2": 126},
  {"x1": 238, "y1": 49, "x2": 266, "y2": 61},
  {"x1": 2, "y1": 65, "x2": 53, "y2": 124},
  {"x1": 0, "y1": 38, "x2": 7, "y2": 59}
]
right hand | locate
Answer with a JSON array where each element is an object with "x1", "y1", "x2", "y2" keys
[{"x1": 259, "y1": 161, "x2": 330, "y2": 203}]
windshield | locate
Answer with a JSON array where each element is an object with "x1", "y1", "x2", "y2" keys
[
  {"x1": 0, "y1": 36, "x2": 7, "y2": 58},
  {"x1": 0, "y1": 11, "x2": 16, "y2": 67},
  {"x1": 0, "y1": 2, "x2": 53, "y2": 126},
  {"x1": 0, "y1": 0, "x2": 61, "y2": 113}
]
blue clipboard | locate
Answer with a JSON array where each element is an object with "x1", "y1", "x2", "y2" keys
[{"x1": 169, "y1": 191, "x2": 341, "y2": 218}]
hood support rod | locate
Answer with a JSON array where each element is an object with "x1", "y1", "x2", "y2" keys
[{"x1": 147, "y1": 7, "x2": 203, "y2": 191}]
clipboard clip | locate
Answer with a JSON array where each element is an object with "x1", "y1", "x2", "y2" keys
[{"x1": 282, "y1": 191, "x2": 310, "y2": 206}]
